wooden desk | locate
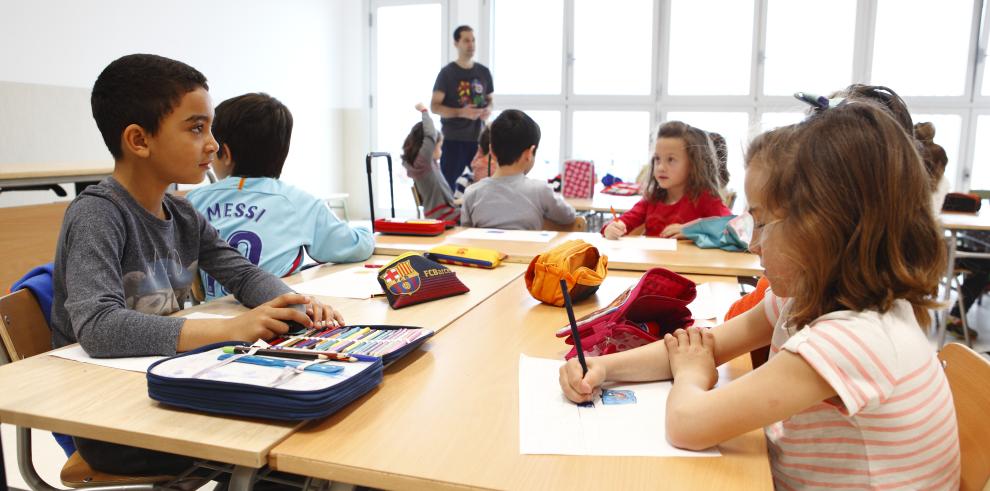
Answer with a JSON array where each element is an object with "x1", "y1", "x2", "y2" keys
[
  {"x1": 0, "y1": 202, "x2": 69, "y2": 290},
  {"x1": 373, "y1": 228, "x2": 764, "y2": 277},
  {"x1": 936, "y1": 212, "x2": 990, "y2": 347},
  {"x1": 0, "y1": 353, "x2": 300, "y2": 469},
  {"x1": 269, "y1": 272, "x2": 772, "y2": 490},
  {"x1": 565, "y1": 192, "x2": 641, "y2": 213},
  {"x1": 0, "y1": 162, "x2": 112, "y2": 188},
  {"x1": 193, "y1": 256, "x2": 526, "y2": 334}
]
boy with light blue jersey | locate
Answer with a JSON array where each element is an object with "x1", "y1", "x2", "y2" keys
[{"x1": 187, "y1": 93, "x2": 373, "y2": 300}]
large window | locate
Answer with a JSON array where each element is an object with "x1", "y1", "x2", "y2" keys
[{"x1": 465, "y1": 0, "x2": 990, "y2": 198}]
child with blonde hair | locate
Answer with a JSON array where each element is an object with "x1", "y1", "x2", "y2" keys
[
  {"x1": 561, "y1": 101, "x2": 958, "y2": 489},
  {"x1": 604, "y1": 121, "x2": 730, "y2": 239}
]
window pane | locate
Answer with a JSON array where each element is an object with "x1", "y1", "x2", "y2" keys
[
  {"x1": 492, "y1": 0, "x2": 563, "y2": 94},
  {"x1": 913, "y1": 114, "x2": 961, "y2": 193},
  {"x1": 763, "y1": 0, "x2": 855, "y2": 96},
  {"x1": 872, "y1": 0, "x2": 972, "y2": 96},
  {"x1": 490, "y1": 109, "x2": 562, "y2": 182},
  {"x1": 665, "y1": 112, "x2": 751, "y2": 193},
  {"x1": 969, "y1": 116, "x2": 990, "y2": 191},
  {"x1": 573, "y1": 0, "x2": 653, "y2": 95},
  {"x1": 667, "y1": 0, "x2": 754, "y2": 95},
  {"x1": 375, "y1": 4, "x2": 442, "y2": 212},
  {"x1": 572, "y1": 111, "x2": 652, "y2": 181},
  {"x1": 758, "y1": 111, "x2": 804, "y2": 133}
]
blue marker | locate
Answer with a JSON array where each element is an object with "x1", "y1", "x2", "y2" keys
[{"x1": 217, "y1": 353, "x2": 343, "y2": 376}]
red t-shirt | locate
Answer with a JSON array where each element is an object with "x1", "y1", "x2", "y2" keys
[{"x1": 601, "y1": 191, "x2": 731, "y2": 236}]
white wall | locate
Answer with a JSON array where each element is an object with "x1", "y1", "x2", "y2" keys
[{"x1": 0, "y1": 0, "x2": 351, "y2": 207}]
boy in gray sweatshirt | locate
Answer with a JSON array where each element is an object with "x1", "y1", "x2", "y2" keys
[
  {"x1": 461, "y1": 110, "x2": 576, "y2": 230},
  {"x1": 52, "y1": 53, "x2": 341, "y2": 478}
]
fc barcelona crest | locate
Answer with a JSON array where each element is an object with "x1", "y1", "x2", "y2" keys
[{"x1": 380, "y1": 260, "x2": 421, "y2": 296}]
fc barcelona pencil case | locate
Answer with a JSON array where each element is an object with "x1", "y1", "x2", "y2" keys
[{"x1": 376, "y1": 252, "x2": 469, "y2": 309}]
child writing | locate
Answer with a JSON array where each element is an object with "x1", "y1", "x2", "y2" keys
[
  {"x1": 402, "y1": 103, "x2": 460, "y2": 224},
  {"x1": 186, "y1": 93, "x2": 373, "y2": 300},
  {"x1": 461, "y1": 109, "x2": 576, "y2": 230},
  {"x1": 604, "y1": 121, "x2": 730, "y2": 239},
  {"x1": 52, "y1": 54, "x2": 341, "y2": 477},
  {"x1": 560, "y1": 101, "x2": 959, "y2": 489}
]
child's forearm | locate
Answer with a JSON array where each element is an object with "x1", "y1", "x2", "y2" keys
[
  {"x1": 176, "y1": 318, "x2": 231, "y2": 352},
  {"x1": 599, "y1": 341, "x2": 673, "y2": 382}
]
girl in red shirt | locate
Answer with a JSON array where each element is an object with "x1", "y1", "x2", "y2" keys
[{"x1": 602, "y1": 121, "x2": 730, "y2": 238}]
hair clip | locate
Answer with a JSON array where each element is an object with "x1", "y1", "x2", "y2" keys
[{"x1": 794, "y1": 92, "x2": 845, "y2": 111}]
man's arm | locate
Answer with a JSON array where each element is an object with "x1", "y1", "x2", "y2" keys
[{"x1": 431, "y1": 90, "x2": 483, "y2": 120}]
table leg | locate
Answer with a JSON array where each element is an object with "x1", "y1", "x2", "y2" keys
[
  {"x1": 939, "y1": 230, "x2": 958, "y2": 348},
  {"x1": 228, "y1": 465, "x2": 258, "y2": 491}
]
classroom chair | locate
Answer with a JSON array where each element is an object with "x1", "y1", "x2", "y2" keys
[
  {"x1": 411, "y1": 186, "x2": 423, "y2": 219},
  {"x1": 542, "y1": 215, "x2": 587, "y2": 232},
  {"x1": 0, "y1": 289, "x2": 178, "y2": 489},
  {"x1": 939, "y1": 342, "x2": 990, "y2": 491}
]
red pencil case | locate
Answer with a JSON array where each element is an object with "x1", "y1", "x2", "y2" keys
[{"x1": 373, "y1": 218, "x2": 446, "y2": 236}]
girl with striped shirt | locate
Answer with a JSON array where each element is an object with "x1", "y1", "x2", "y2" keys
[{"x1": 559, "y1": 100, "x2": 959, "y2": 489}]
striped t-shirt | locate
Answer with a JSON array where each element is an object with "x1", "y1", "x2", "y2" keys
[{"x1": 763, "y1": 291, "x2": 960, "y2": 490}]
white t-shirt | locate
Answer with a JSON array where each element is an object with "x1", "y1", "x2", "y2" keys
[{"x1": 763, "y1": 291, "x2": 960, "y2": 490}]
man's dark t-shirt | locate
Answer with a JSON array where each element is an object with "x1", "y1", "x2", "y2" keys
[{"x1": 432, "y1": 62, "x2": 494, "y2": 142}]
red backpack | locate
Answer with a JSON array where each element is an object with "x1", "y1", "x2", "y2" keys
[{"x1": 555, "y1": 267, "x2": 696, "y2": 359}]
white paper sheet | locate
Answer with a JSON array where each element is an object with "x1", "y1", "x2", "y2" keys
[
  {"x1": 452, "y1": 228, "x2": 558, "y2": 243},
  {"x1": 47, "y1": 312, "x2": 234, "y2": 373},
  {"x1": 518, "y1": 354, "x2": 720, "y2": 457},
  {"x1": 292, "y1": 266, "x2": 384, "y2": 299},
  {"x1": 603, "y1": 236, "x2": 677, "y2": 251},
  {"x1": 49, "y1": 346, "x2": 165, "y2": 373},
  {"x1": 688, "y1": 282, "x2": 742, "y2": 323}
]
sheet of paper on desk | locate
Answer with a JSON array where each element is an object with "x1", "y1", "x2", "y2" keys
[
  {"x1": 688, "y1": 282, "x2": 741, "y2": 323},
  {"x1": 452, "y1": 228, "x2": 558, "y2": 243},
  {"x1": 292, "y1": 266, "x2": 383, "y2": 299},
  {"x1": 49, "y1": 345, "x2": 165, "y2": 373},
  {"x1": 518, "y1": 354, "x2": 720, "y2": 457},
  {"x1": 610, "y1": 236, "x2": 677, "y2": 251}
]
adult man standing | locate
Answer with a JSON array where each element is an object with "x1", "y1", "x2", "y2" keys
[{"x1": 431, "y1": 25, "x2": 494, "y2": 191}]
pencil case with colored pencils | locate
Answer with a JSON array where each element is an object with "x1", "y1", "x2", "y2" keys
[
  {"x1": 425, "y1": 245, "x2": 506, "y2": 269},
  {"x1": 147, "y1": 341, "x2": 384, "y2": 421},
  {"x1": 266, "y1": 324, "x2": 435, "y2": 365}
]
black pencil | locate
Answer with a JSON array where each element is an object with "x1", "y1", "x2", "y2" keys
[{"x1": 560, "y1": 278, "x2": 588, "y2": 376}]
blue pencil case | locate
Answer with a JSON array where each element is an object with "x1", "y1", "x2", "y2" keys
[{"x1": 147, "y1": 342, "x2": 383, "y2": 421}]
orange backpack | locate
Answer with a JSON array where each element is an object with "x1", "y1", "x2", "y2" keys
[{"x1": 524, "y1": 240, "x2": 608, "y2": 306}]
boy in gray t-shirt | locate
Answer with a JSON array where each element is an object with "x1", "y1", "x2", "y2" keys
[
  {"x1": 53, "y1": 53, "x2": 342, "y2": 478},
  {"x1": 461, "y1": 110, "x2": 576, "y2": 230}
]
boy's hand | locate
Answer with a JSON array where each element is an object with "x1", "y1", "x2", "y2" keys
[
  {"x1": 415, "y1": 103, "x2": 427, "y2": 113},
  {"x1": 225, "y1": 293, "x2": 341, "y2": 342},
  {"x1": 660, "y1": 223, "x2": 686, "y2": 238},
  {"x1": 559, "y1": 357, "x2": 607, "y2": 404},
  {"x1": 604, "y1": 220, "x2": 627, "y2": 240},
  {"x1": 664, "y1": 327, "x2": 717, "y2": 389},
  {"x1": 303, "y1": 295, "x2": 344, "y2": 328}
]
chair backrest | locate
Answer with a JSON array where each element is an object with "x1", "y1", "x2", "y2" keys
[
  {"x1": 542, "y1": 215, "x2": 587, "y2": 232},
  {"x1": 411, "y1": 186, "x2": 423, "y2": 219},
  {"x1": 0, "y1": 289, "x2": 52, "y2": 362},
  {"x1": 939, "y1": 342, "x2": 990, "y2": 491}
]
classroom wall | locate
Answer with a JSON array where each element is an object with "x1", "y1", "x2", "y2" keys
[{"x1": 0, "y1": 0, "x2": 351, "y2": 208}]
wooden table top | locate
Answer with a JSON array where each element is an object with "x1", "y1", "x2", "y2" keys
[
  {"x1": 0, "y1": 257, "x2": 524, "y2": 468},
  {"x1": 372, "y1": 229, "x2": 763, "y2": 277},
  {"x1": 940, "y1": 210, "x2": 990, "y2": 231},
  {"x1": 0, "y1": 351, "x2": 300, "y2": 468},
  {"x1": 195, "y1": 256, "x2": 527, "y2": 334},
  {"x1": 565, "y1": 192, "x2": 642, "y2": 213},
  {"x1": 0, "y1": 161, "x2": 113, "y2": 185},
  {"x1": 269, "y1": 271, "x2": 772, "y2": 490}
]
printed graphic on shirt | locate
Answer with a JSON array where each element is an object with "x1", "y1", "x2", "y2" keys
[
  {"x1": 457, "y1": 78, "x2": 487, "y2": 107},
  {"x1": 122, "y1": 250, "x2": 197, "y2": 316},
  {"x1": 203, "y1": 201, "x2": 267, "y2": 222},
  {"x1": 204, "y1": 230, "x2": 265, "y2": 299}
]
